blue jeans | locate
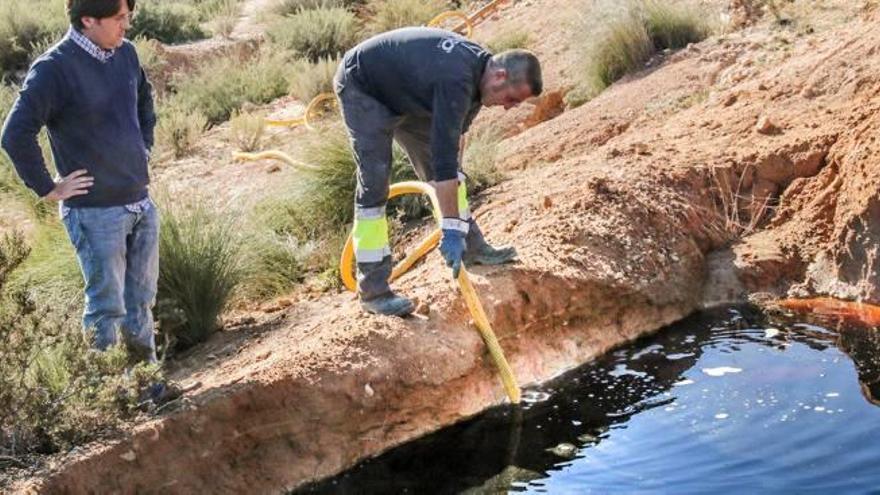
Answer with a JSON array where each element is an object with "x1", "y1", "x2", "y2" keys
[{"x1": 61, "y1": 199, "x2": 160, "y2": 363}]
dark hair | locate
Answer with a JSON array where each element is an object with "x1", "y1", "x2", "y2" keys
[
  {"x1": 491, "y1": 49, "x2": 543, "y2": 97},
  {"x1": 67, "y1": 0, "x2": 136, "y2": 30}
]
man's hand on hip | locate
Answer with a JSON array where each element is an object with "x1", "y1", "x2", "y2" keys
[{"x1": 44, "y1": 169, "x2": 93, "y2": 202}]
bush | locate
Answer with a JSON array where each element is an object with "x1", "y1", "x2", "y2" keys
[
  {"x1": 289, "y1": 56, "x2": 339, "y2": 103},
  {"x1": 154, "y1": 105, "x2": 207, "y2": 158},
  {"x1": 643, "y1": 0, "x2": 711, "y2": 50},
  {"x1": 229, "y1": 110, "x2": 266, "y2": 152},
  {"x1": 156, "y1": 199, "x2": 244, "y2": 351},
  {"x1": 6, "y1": 222, "x2": 82, "y2": 308},
  {"x1": 169, "y1": 47, "x2": 293, "y2": 124},
  {"x1": 365, "y1": 0, "x2": 448, "y2": 34},
  {"x1": 0, "y1": 1, "x2": 67, "y2": 80},
  {"x1": 487, "y1": 30, "x2": 531, "y2": 53},
  {"x1": 267, "y1": 7, "x2": 361, "y2": 62},
  {"x1": 272, "y1": 0, "x2": 354, "y2": 15},
  {"x1": 238, "y1": 231, "x2": 308, "y2": 300},
  {"x1": 587, "y1": 11, "x2": 654, "y2": 91},
  {"x1": 575, "y1": 0, "x2": 712, "y2": 96},
  {"x1": 462, "y1": 128, "x2": 505, "y2": 195},
  {"x1": 0, "y1": 232, "x2": 157, "y2": 464},
  {"x1": 129, "y1": 0, "x2": 207, "y2": 44}
]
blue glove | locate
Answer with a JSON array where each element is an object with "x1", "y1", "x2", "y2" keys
[{"x1": 439, "y1": 227, "x2": 467, "y2": 279}]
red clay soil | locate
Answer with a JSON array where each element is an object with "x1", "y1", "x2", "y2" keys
[{"x1": 14, "y1": 1, "x2": 880, "y2": 493}]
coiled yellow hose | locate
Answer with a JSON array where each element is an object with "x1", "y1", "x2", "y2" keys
[
  {"x1": 340, "y1": 181, "x2": 521, "y2": 404},
  {"x1": 427, "y1": 0, "x2": 511, "y2": 37}
]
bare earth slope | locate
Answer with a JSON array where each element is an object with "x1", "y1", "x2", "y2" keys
[{"x1": 18, "y1": 1, "x2": 880, "y2": 493}]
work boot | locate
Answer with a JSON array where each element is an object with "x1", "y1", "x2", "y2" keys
[
  {"x1": 463, "y1": 242, "x2": 518, "y2": 266},
  {"x1": 361, "y1": 292, "x2": 415, "y2": 316}
]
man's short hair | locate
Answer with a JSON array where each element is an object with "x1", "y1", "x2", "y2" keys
[
  {"x1": 490, "y1": 49, "x2": 543, "y2": 97},
  {"x1": 67, "y1": 0, "x2": 136, "y2": 30}
]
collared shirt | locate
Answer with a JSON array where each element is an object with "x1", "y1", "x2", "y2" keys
[
  {"x1": 67, "y1": 26, "x2": 116, "y2": 63},
  {"x1": 60, "y1": 26, "x2": 149, "y2": 217}
]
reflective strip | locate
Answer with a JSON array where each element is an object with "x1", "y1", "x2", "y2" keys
[
  {"x1": 353, "y1": 216, "x2": 389, "y2": 250},
  {"x1": 457, "y1": 175, "x2": 470, "y2": 220},
  {"x1": 356, "y1": 205, "x2": 386, "y2": 220},
  {"x1": 441, "y1": 217, "x2": 470, "y2": 233},
  {"x1": 355, "y1": 246, "x2": 391, "y2": 263}
]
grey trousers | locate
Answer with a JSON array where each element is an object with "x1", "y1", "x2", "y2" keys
[{"x1": 334, "y1": 67, "x2": 489, "y2": 300}]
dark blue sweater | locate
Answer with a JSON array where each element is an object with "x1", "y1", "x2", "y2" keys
[{"x1": 1, "y1": 34, "x2": 156, "y2": 207}]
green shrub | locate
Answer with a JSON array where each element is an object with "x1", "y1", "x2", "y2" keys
[
  {"x1": 643, "y1": 0, "x2": 711, "y2": 50},
  {"x1": 365, "y1": 0, "x2": 447, "y2": 34},
  {"x1": 169, "y1": 47, "x2": 293, "y2": 124},
  {"x1": 156, "y1": 199, "x2": 244, "y2": 351},
  {"x1": 267, "y1": 7, "x2": 361, "y2": 62},
  {"x1": 462, "y1": 128, "x2": 505, "y2": 195},
  {"x1": 487, "y1": 30, "x2": 531, "y2": 53},
  {"x1": 129, "y1": 0, "x2": 207, "y2": 44},
  {"x1": 238, "y1": 231, "x2": 307, "y2": 299},
  {"x1": 289, "y1": 56, "x2": 339, "y2": 103},
  {"x1": 0, "y1": 232, "x2": 157, "y2": 463},
  {"x1": 0, "y1": 1, "x2": 67, "y2": 80},
  {"x1": 576, "y1": 0, "x2": 712, "y2": 95},
  {"x1": 272, "y1": 0, "x2": 353, "y2": 15},
  {"x1": 229, "y1": 110, "x2": 266, "y2": 152},
  {"x1": 587, "y1": 12, "x2": 654, "y2": 90},
  {"x1": 7, "y1": 222, "x2": 82, "y2": 308},
  {"x1": 154, "y1": 105, "x2": 207, "y2": 158}
]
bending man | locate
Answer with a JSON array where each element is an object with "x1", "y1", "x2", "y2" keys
[{"x1": 335, "y1": 27, "x2": 543, "y2": 316}]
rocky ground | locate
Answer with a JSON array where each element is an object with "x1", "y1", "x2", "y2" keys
[{"x1": 12, "y1": 0, "x2": 880, "y2": 492}]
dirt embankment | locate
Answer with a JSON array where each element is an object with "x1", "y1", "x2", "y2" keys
[{"x1": 16, "y1": 1, "x2": 880, "y2": 493}]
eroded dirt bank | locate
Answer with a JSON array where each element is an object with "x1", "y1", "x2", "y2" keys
[{"x1": 17, "y1": 2, "x2": 880, "y2": 493}]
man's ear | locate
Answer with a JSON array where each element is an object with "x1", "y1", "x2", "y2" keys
[
  {"x1": 81, "y1": 17, "x2": 96, "y2": 30},
  {"x1": 494, "y1": 68, "x2": 509, "y2": 84}
]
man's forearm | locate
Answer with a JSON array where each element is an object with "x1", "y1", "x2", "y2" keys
[{"x1": 434, "y1": 179, "x2": 460, "y2": 219}]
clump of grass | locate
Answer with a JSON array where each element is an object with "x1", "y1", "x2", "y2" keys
[
  {"x1": 6, "y1": 222, "x2": 82, "y2": 308},
  {"x1": 573, "y1": 0, "x2": 713, "y2": 101},
  {"x1": 129, "y1": 0, "x2": 207, "y2": 44},
  {"x1": 267, "y1": 7, "x2": 360, "y2": 62},
  {"x1": 0, "y1": 232, "x2": 158, "y2": 464},
  {"x1": 587, "y1": 11, "x2": 654, "y2": 91},
  {"x1": 229, "y1": 110, "x2": 266, "y2": 152},
  {"x1": 156, "y1": 198, "x2": 245, "y2": 351},
  {"x1": 643, "y1": 0, "x2": 711, "y2": 50},
  {"x1": 462, "y1": 128, "x2": 505, "y2": 195},
  {"x1": 154, "y1": 105, "x2": 207, "y2": 158},
  {"x1": 365, "y1": 0, "x2": 447, "y2": 34},
  {"x1": 272, "y1": 0, "x2": 353, "y2": 15},
  {"x1": 289, "y1": 56, "x2": 339, "y2": 102},
  {"x1": 169, "y1": 47, "x2": 293, "y2": 124},
  {"x1": 487, "y1": 30, "x2": 531, "y2": 53},
  {"x1": 238, "y1": 231, "x2": 308, "y2": 300}
]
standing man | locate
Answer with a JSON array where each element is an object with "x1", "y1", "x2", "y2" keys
[
  {"x1": 1, "y1": 0, "x2": 159, "y2": 363},
  {"x1": 335, "y1": 27, "x2": 542, "y2": 316}
]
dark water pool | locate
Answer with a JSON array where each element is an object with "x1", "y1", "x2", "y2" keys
[{"x1": 297, "y1": 306, "x2": 880, "y2": 494}]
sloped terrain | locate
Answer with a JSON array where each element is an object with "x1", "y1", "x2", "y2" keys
[{"x1": 15, "y1": 1, "x2": 880, "y2": 493}]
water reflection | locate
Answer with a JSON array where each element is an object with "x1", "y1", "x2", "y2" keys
[{"x1": 296, "y1": 306, "x2": 880, "y2": 494}]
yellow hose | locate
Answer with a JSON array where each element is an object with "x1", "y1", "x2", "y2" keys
[
  {"x1": 232, "y1": 150, "x2": 320, "y2": 172},
  {"x1": 265, "y1": 93, "x2": 338, "y2": 129},
  {"x1": 428, "y1": 0, "x2": 511, "y2": 37},
  {"x1": 340, "y1": 181, "x2": 521, "y2": 404},
  {"x1": 428, "y1": 11, "x2": 474, "y2": 37}
]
